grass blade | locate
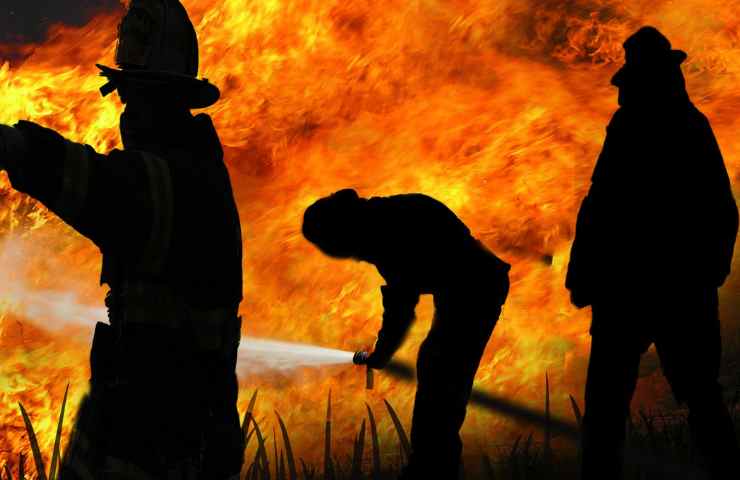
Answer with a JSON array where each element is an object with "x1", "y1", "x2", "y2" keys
[
  {"x1": 245, "y1": 461, "x2": 254, "y2": 480},
  {"x1": 383, "y1": 399, "x2": 411, "y2": 461},
  {"x1": 324, "y1": 390, "x2": 335, "y2": 480},
  {"x1": 523, "y1": 432, "x2": 533, "y2": 459},
  {"x1": 365, "y1": 403, "x2": 381, "y2": 480},
  {"x1": 19, "y1": 453, "x2": 25, "y2": 480},
  {"x1": 240, "y1": 389, "x2": 260, "y2": 478},
  {"x1": 350, "y1": 419, "x2": 366, "y2": 480},
  {"x1": 301, "y1": 457, "x2": 317, "y2": 480},
  {"x1": 508, "y1": 435, "x2": 522, "y2": 479},
  {"x1": 252, "y1": 419, "x2": 270, "y2": 480},
  {"x1": 274, "y1": 427, "x2": 280, "y2": 480},
  {"x1": 279, "y1": 450, "x2": 286, "y2": 480},
  {"x1": 569, "y1": 395, "x2": 583, "y2": 430},
  {"x1": 18, "y1": 402, "x2": 48, "y2": 480},
  {"x1": 242, "y1": 389, "x2": 260, "y2": 442},
  {"x1": 508, "y1": 435, "x2": 522, "y2": 464},
  {"x1": 248, "y1": 444, "x2": 260, "y2": 480},
  {"x1": 48, "y1": 384, "x2": 69, "y2": 480},
  {"x1": 276, "y1": 411, "x2": 299, "y2": 480},
  {"x1": 241, "y1": 428, "x2": 257, "y2": 479},
  {"x1": 544, "y1": 373, "x2": 552, "y2": 468}
]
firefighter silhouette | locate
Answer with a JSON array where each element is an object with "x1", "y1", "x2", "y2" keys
[
  {"x1": 0, "y1": 1, "x2": 243, "y2": 478},
  {"x1": 303, "y1": 189, "x2": 511, "y2": 479},
  {"x1": 566, "y1": 26, "x2": 740, "y2": 479}
]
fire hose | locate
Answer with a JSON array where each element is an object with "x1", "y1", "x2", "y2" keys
[
  {"x1": 352, "y1": 351, "x2": 711, "y2": 478},
  {"x1": 353, "y1": 351, "x2": 579, "y2": 439}
]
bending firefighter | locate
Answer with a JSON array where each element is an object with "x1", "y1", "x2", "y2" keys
[
  {"x1": 0, "y1": 1, "x2": 244, "y2": 479},
  {"x1": 302, "y1": 189, "x2": 510, "y2": 480}
]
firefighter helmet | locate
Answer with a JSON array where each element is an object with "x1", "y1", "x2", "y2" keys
[
  {"x1": 611, "y1": 26, "x2": 687, "y2": 88},
  {"x1": 97, "y1": 0, "x2": 219, "y2": 108}
]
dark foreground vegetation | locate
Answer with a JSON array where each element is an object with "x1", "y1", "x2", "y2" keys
[{"x1": 3, "y1": 379, "x2": 738, "y2": 480}]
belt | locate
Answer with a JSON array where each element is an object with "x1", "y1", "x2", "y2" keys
[{"x1": 106, "y1": 281, "x2": 241, "y2": 353}]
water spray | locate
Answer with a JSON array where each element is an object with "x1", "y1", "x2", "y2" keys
[
  {"x1": 0, "y1": 255, "x2": 577, "y2": 437},
  {"x1": 236, "y1": 337, "x2": 355, "y2": 377},
  {"x1": 4, "y1": 284, "x2": 578, "y2": 435}
]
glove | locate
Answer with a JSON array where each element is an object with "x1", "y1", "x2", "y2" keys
[
  {"x1": 0, "y1": 124, "x2": 26, "y2": 172},
  {"x1": 0, "y1": 124, "x2": 7, "y2": 170},
  {"x1": 569, "y1": 289, "x2": 592, "y2": 309},
  {"x1": 353, "y1": 350, "x2": 391, "y2": 369},
  {"x1": 361, "y1": 350, "x2": 392, "y2": 370}
]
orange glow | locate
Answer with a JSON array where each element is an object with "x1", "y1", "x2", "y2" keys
[{"x1": 2, "y1": 0, "x2": 739, "y2": 472}]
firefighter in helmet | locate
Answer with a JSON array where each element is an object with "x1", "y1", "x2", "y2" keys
[
  {"x1": 566, "y1": 26, "x2": 739, "y2": 479},
  {"x1": 303, "y1": 189, "x2": 511, "y2": 479},
  {"x1": 0, "y1": 1, "x2": 244, "y2": 478}
]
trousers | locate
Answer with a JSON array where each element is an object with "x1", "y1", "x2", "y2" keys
[
  {"x1": 581, "y1": 288, "x2": 738, "y2": 479},
  {"x1": 404, "y1": 276, "x2": 509, "y2": 479},
  {"x1": 60, "y1": 316, "x2": 243, "y2": 480}
]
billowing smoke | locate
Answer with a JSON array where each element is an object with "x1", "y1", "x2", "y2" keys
[{"x1": 0, "y1": 0, "x2": 124, "y2": 63}]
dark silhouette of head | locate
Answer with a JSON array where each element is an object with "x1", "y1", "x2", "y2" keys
[
  {"x1": 302, "y1": 189, "x2": 366, "y2": 259},
  {"x1": 95, "y1": 1, "x2": 220, "y2": 148},
  {"x1": 99, "y1": 0, "x2": 219, "y2": 108},
  {"x1": 611, "y1": 26, "x2": 688, "y2": 108}
]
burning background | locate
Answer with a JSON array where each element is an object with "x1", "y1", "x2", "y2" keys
[{"x1": 1, "y1": 0, "x2": 740, "y2": 471}]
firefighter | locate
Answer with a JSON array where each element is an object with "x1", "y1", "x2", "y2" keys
[
  {"x1": 302, "y1": 189, "x2": 511, "y2": 479},
  {"x1": 566, "y1": 26, "x2": 739, "y2": 479},
  {"x1": 0, "y1": 1, "x2": 244, "y2": 478}
]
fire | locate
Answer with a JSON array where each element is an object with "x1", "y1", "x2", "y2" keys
[{"x1": 2, "y1": 0, "x2": 740, "y2": 472}]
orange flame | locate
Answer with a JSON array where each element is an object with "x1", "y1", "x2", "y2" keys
[{"x1": 2, "y1": 0, "x2": 740, "y2": 471}]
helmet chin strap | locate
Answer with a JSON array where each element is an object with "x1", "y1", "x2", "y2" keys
[{"x1": 97, "y1": 64, "x2": 120, "y2": 97}]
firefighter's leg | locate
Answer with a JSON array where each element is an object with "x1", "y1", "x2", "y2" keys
[
  {"x1": 405, "y1": 293, "x2": 502, "y2": 479},
  {"x1": 655, "y1": 289, "x2": 739, "y2": 479},
  {"x1": 101, "y1": 324, "x2": 204, "y2": 480},
  {"x1": 59, "y1": 322, "x2": 116, "y2": 480},
  {"x1": 580, "y1": 311, "x2": 643, "y2": 480},
  {"x1": 200, "y1": 316, "x2": 244, "y2": 480}
]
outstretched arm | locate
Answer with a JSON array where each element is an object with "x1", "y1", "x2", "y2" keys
[
  {"x1": 366, "y1": 284, "x2": 419, "y2": 369},
  {"x1": 0, "y1": 123, "x2": 26, "y2": 173},
  {"x1": 0, "y1": 121, "x2": 170, "y2": 268}
]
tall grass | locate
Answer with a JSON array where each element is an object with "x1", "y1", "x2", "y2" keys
[{"x1": 3, "y1": 377, "x2": 739, "y2": 479}]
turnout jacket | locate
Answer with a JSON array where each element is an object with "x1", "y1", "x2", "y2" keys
[
  {"x1": 361, "y1": 194, "x2": 510, "y2": 363},
  {"x1": 3, "y1": 114, "x2": 242, "y2": 320},
  {"x1": 566, "y1": 101, "x2": 738, "y2": 306}
]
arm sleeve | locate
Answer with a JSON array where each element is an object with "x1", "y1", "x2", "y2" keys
[
  {"x1": 370, "y1": 284, "x2": 420, "y2": 366},
  {"x1": 565, "y1": 190, "x2": 596, "y2": 305},
  {"x1": 6, "y1": 121, "x2": 171, "y2": 267},
  {"x1": 700, "y1": 119, "x2": 738, "y2": 286},
  {"x1": 565, "y1": 120, "x2": 616, "y2": 306}
]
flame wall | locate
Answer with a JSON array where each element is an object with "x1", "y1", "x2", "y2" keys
[{"x1": 2, "y1": 0, "x2": 740, "y2": 470}]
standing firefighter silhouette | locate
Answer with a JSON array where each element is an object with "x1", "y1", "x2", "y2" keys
[
  {"x1": 0, "y1": 1, "x2": 244, "y2": 479},
  {"x1": 566, "y1": 26, "x2": 740, "y2": 480},
  {"x1": 302, "y1": 189, "x2": 511, "y2": 480}
]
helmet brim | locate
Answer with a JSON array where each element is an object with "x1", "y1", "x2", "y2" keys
[
  {"x1": 96, "y1": 64, "x2": 220, "y2": 109},
  {"x1": 610, "y1": 49, "x2": 687, "y2": 87}
]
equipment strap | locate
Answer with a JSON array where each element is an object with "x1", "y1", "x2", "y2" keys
[
  {"x1": 138, "y1": 151, "x2": 174, "y2": 275},
  {"x1": 56, "y1": 139, "x2": 92, "y2": 223},
  {"x1": 117, "y1": 281, "x2": 240, "y2": 353}
]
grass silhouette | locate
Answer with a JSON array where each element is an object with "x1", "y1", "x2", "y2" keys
[{"x1": 3, "y1": 379, "x2": 739, "y2": 479}]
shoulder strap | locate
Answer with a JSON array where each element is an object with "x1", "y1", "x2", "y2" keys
[{"x1": 137, "y1": 151, "x2": 174, "y2": 275}]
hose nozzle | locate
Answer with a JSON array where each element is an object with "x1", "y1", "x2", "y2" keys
[{"x1": 353, "y1": 351, "x2": 369, "y2": 365}]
